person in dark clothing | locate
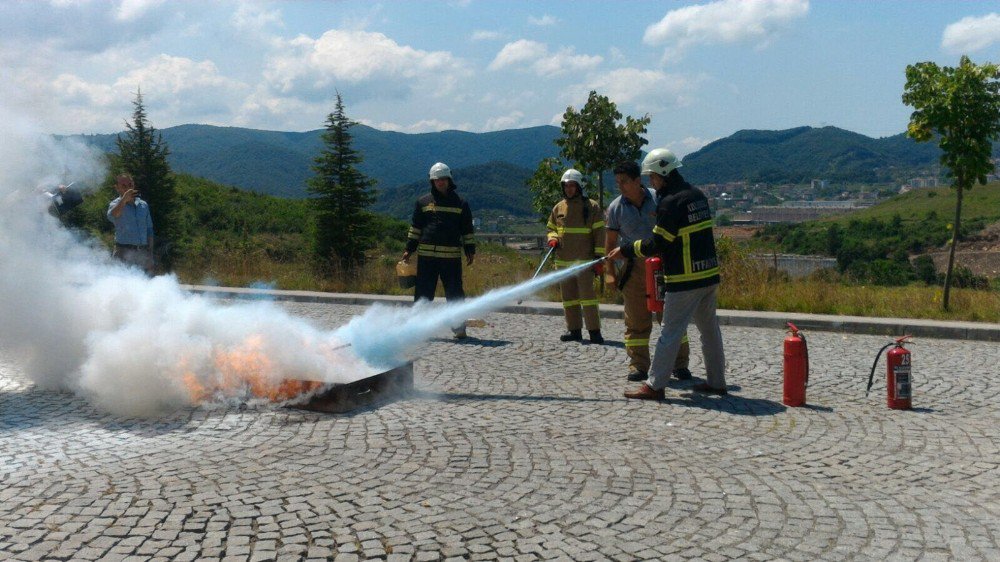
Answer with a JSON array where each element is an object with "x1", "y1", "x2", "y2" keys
[
  {"x1": 607, "y1": 148, "x2": 727, "y2": 399},
  {"x1": 401, "y1": 162, "x2": 476, "y2": 339}
]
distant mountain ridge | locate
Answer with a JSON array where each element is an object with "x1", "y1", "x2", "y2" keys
[
  {"x1": 65, "y1": 123, "x2": 998, "y2": 217},
  {"x1": 681, "y1": 125, "x2": 999, "y2": 184},
  {"x1": 69, "y1": 123, "x2": 562, "y2": 201}
]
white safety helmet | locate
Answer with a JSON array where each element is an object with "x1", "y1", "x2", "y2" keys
[
  {"x1": 641, "y1": 148, "x2": 682, "y2": 177},
  {"x1": 560, "y1": 168, "x2": 585, "y2": 186},
  {"x1": 429, "y1": 162, "x2": 452, "y2": 180}
]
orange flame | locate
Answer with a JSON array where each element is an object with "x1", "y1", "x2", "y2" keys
[{"x1": 180, "y1": 335, "x2": 325, "y2": 404}]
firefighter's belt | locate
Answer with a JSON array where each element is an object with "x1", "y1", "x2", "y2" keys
[{"x1": 616, "y1": 258, "x2": 634, "y2": 291}]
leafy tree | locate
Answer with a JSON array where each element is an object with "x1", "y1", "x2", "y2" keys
[
  {"x1": 526, "y1": 157, "x2": 565, "y2": 223},
  {"x1": 116, "y1": 89, "x2": 178, "y2": 267},
  {"x1": 903, "y1": 55, "x2": 1000, "y2": 309},
  {"x1": 556, "y1": 90, "x2": 650, "y2": 210},
  {"x1": 308, "y1": 93, "x2": 377, "y2": 269},
  {"x1": 912, "y1": 255, "x2": 937, "y2": 285}
]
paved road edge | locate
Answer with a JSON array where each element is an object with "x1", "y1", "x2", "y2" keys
[{"x1": 183, "y1": 285, "x2": 1000, "y2": 342}]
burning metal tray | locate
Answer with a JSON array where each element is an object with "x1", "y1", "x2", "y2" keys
[{"x1": 289, "y1": 361, "x2": 413, "y2": 414}]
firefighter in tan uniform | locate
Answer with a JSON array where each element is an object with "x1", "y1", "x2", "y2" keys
[{"x1": 546, "y1": 169, "x2": 605, "y2": 344}]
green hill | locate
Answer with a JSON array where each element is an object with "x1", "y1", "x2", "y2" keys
[
  {"x1": 65, "y1": 123, "x2": 1000, "y2": 211},
  {"x1": 67, "y1": 124, "x2": 561, "y2": 201},
  {"x1": 681, "y1": 125, "x2": 994, "y2": 184}
]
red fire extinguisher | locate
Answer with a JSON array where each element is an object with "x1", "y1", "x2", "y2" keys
[
  {"x1": 645, "y1": 257, "x2": 665, "y2": 313},
  {"x1": 783, "y1": 322, "x2": 808, "y2": 407},
  {"x1": 866, "y1": 336, "x2": 913, "y2": 410}
]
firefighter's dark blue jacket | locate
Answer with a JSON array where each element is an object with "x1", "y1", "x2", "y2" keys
[
  {"x1": 620, "y1": 173, "x2": 720, "y2": 292},
  {"x1": 405, "y1": 182, "x2": 476, "y2": 259}
]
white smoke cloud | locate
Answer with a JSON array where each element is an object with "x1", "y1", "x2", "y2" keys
[
  {"x1": 0, "y1": 103, "x2": 593, "y2": 418},
  {"x1": 0, "y1": 107, "x2": 378, "y2": 417}
]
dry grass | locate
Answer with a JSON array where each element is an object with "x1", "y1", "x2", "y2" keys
[{"x1": 175, "y1": 238, "x2": 999, "y2": 323}]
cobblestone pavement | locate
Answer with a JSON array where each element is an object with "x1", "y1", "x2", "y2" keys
[{"x1": 2, "y1": 302, "x2": 999, "y2": 561}]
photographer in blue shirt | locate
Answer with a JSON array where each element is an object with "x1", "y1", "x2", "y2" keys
[{"x1": 106, "y1": 173, "x2": 155, "y2": 274}]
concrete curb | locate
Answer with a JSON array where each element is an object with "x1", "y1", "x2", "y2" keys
[{"x1": 183, "y1": 285, "x2": 1000, "y2": 342}]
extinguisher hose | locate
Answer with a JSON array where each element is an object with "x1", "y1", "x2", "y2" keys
[
  {"x1": 802, "y1": 333, "x2": 809, "y2": 389},
  {"x1": 865, "y1": 342, "x2": 895, "y2": 396}
]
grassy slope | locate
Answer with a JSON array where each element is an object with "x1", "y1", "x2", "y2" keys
[{"x1": 818, "y1": 182, "x2": 1000, "y2": 225}]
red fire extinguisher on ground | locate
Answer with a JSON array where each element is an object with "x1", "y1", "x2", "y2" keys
[
  {"x1": 645, "y1": 257, "x2": 665, "y2": 313},
  {"x1": 783, "y1": 322, "x2": 808, "y2": 407},
  {"x1": 866, "y1": 336, "x2": 913, "y2": 410}
]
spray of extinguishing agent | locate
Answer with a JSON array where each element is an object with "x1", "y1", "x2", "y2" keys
[
  {"x1": 783, "y1": 323, "x2": 809, "y2": 407},
  {"x1": 866, "y1": 336, "x2": 913, "y2": 410}
]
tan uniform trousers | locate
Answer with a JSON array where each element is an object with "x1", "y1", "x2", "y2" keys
[
  {"x1": 560, "y1": 268, "x2": 601, "y2": 331},
  {"x1": 621, "y1": 258, "x2": 689, "y2": 374}
]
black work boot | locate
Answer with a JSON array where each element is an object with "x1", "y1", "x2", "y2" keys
[
  {"x1": 560, "y1": 330, "x2": 583, "y2": 342},
  {"x1": 672, "y1": 368, "x2": 692, "y2": 381},
  {"x1": 588, "y1": 330, "x2": 604, "y2": 344}
]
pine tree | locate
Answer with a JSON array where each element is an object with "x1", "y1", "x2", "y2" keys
[
  {"x1": 116, "y1": 89, "x2": 177, "y2": 267},
  {"x1": 308, "y1": 93, "x2": 377, "y2": 269}
]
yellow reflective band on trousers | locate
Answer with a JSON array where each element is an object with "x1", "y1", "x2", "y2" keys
[
  {"x1": 624, "y1": 337, "x2": 649, "y2": 348},
  {"x1": 417, "y1": 243, "x2": 462, "y2": 258},
  {"x1": 562, "y1": 300, "x2": 580, "y2": 308},
  {"x1": 593, "y1": 246, "x2": 606, "y2": 255},
  {"x1": 591, "y1": 220, "x2": 605, "y2": 229},
  {"x1": 421, "y1": 204, "x2": 463, "y2": 214},
  {"x1": 407, "y1": 227, "x2": 421, "y2": 240},
  {"x1": 579, "y1": 299, "x2": 599, "y2": 307},
  {"x1": 633, "y1": 239, "x2": 645, "y2": 258}
]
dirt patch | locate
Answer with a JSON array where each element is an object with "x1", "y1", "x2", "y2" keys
[{"x1": 923, "y1": 220, "x2": 1000, "y2": 278}]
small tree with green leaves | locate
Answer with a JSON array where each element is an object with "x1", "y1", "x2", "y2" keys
[
  {"x1": 116, "y1": 88, "x2": 177, "y2": 266},
  {"x1": 308, "y1": 93, "x2": 377, "y2": 270},
  {"x1": 526, "y1": 157, "x2": 565, "y2": 223},
  {"x1": 555, "y1": 90, "x2": 650, "y2": 210},
  {"x1": 903, "y1": 55, "x2": 1000, "y2": 310}
]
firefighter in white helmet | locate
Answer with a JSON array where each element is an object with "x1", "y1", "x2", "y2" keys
[
  {"x1": 402, "y1": 162, "x2": 476, "y2": 339},
  {"x1": 546, "y1": 168, "x2": 605, "y2": 343},
  {"x1": 607, "y1": 148, "x2": 727, "y2": 399}
]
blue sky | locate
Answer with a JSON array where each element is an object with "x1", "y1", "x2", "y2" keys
[{"x1": 3, "y1": 0, "x2": 1000, "y2": 156}]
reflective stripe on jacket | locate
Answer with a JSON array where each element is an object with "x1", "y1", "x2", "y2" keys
[
  {"x1": 546, "y1": 195, "x2": 605, "y2": 266},
  {"x1": 621, "y1": 177, "x2": 719, "y2": 292},
  {"x1": 405, "y1": 185, "x2": 476, "y2": 259}
]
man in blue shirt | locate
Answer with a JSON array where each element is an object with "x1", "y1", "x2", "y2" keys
[
  {"x1": 107, "y1": 173, "x2": 155, "y2": 274},
  {"x1": 606, "y1": 161, "x2": 690, "y2": 383}
]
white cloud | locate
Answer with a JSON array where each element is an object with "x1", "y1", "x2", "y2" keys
[
  {"x1": 674, "y1": 136, "x2": 717, "y2": 157},
  {"x1": 942, "y1": 13, "x2": 1000, "y2": 54},
  {"x1": 471, "y1": 30, "x2": 503, "y2": 41},
  {"x1": 263, "y1": 29, "x2": 468, "y2": 100},
  {"x1": 232, "y1": 3, "x2": 283, "y2": 33},
  {"x1": 357, "y1": 118, "x2": 471, "y2": 133},
  {"x1": 116, "y1": 0, "x2": 167, "y2": 22},
  {"x1": 53, "y1": 55, "x2": 249, "y2": 125},
  {"x1": 563, "y1": 68, "x2": 696, "y2": 112},
  {"x1": 528, "y1": 14, "x2": 558, "y2": 27},
  {"x1": 484, "y1": 111, "x2": 526, "y2": 131},
  {"x1": 489, "y1": 39, "x2": 602, "y2": 75},
  {"x1": 644, "y1": 0, "x2": 809, "y2": 59}
]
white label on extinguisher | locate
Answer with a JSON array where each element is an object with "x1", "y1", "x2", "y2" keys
[{"x1": 894, "y1": 366, "x2": 911, "y2": 399}]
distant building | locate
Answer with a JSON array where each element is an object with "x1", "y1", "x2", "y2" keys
[
  {"x1": 909, "y1": 177, "x2": 939, "y2": 188},
  {"x1": 810, "y1": 179, "x2": 828, "y2": 190}
]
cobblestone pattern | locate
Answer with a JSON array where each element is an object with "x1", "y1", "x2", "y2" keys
[{"x1": 1, "y1": 302, "x2": 998, "y2": 561}]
